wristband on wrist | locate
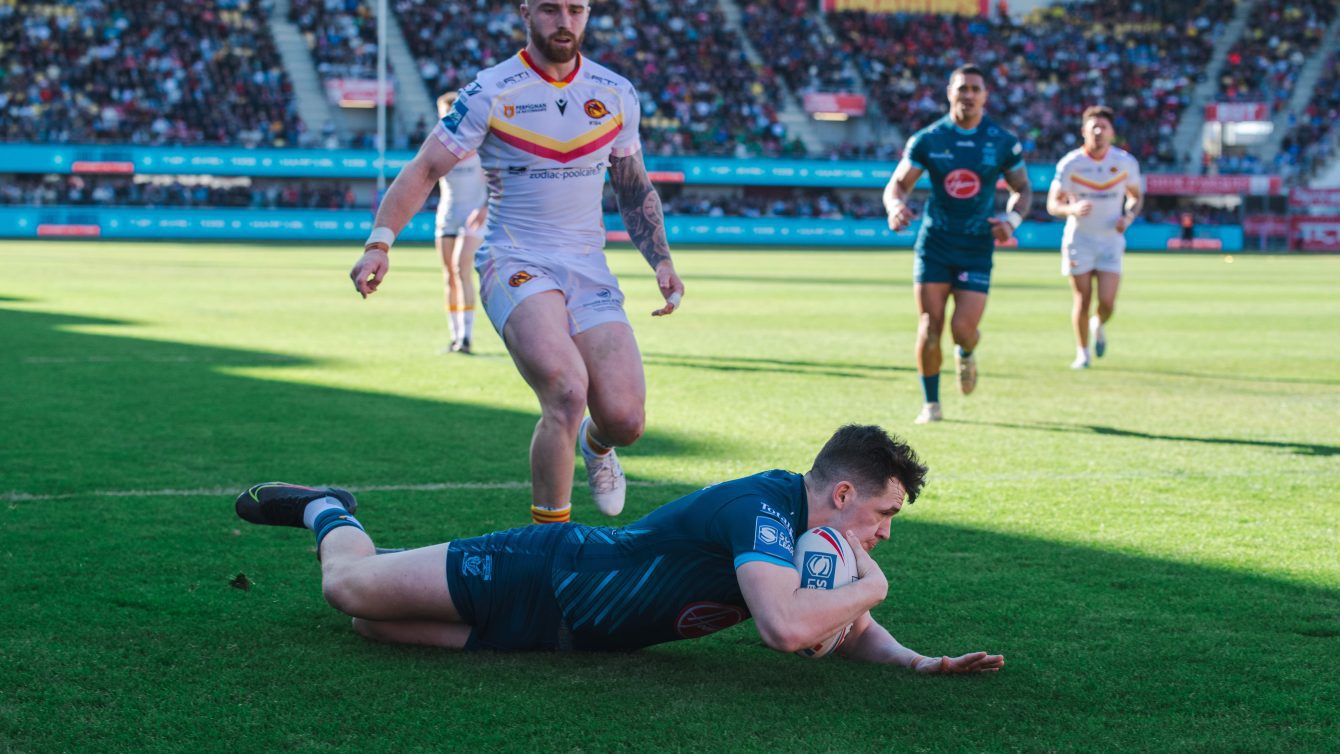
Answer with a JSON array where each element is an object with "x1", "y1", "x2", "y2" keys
[
  {"x1": 908, "y1": 654, "x2": 925, "y2": 671},
  {"x1": 1004, "y1": 211, "x2": 1023, "y2": 229},
  {"x1": 365, "y1": 226, "x2": 395, "y2": 253}
]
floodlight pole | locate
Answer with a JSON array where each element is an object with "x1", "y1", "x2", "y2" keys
[{"x1": 375, "y1": 0, "x2": 388, "y2": 198}]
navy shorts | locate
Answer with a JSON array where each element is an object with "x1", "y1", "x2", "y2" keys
[
  {"x1": 913, "y1": 232, "x2": 994, "y2": 294},
  {"x1": 445, "y1": 525, "x2": 569, "y2": 651}
]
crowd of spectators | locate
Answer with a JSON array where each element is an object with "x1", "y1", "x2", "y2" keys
[
  {"x1": 394, "y1": 0, "x2": 803, "y2": 158},
  {"x1": 0, "y1": 175, "x2": 359, "y2": 209},
  {"x1": 0, "y1": 0, "x2": 304, "y2": 146},
  {"x1": 1275, "y1": 52, "x2": 1340, "y2": 183},
  {"x1": 289, "y1": 0, "x2": 380, "y2": 80},
  {"x1": 1219, "y1": 0, "x2": 1335, "y2": 113},
  {"x1": 827, "y1": 0, "x2": 1234, "y2": 167},
  {"x1": 740, "y1": 1, "x2": 860, "y2": 96},
  {"x1": 656, "y1": 189, "x2": 885, "y2": 220}
]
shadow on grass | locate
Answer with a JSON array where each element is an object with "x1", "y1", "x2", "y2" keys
[
  {"x1": 0, "y1": 305, "x2": 710, "y2": 497},
  {"x1": 643, "y1": 351, "x2": 911, "y2": 379},
  {"x1": 1102, "y1": 365, "x2": 1340, "y2": 387},
  {"x1": 955, "y1": 418, "x2": 1339, "y2": 457}
]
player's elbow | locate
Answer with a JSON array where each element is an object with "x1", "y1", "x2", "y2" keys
[{"x1": 754, "y1": 617, "x2": 808, "y2": 654}]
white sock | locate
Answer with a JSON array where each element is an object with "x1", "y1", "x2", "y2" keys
[
  {"x1": 580, "y1": 422, "x2": 611, "y2": 457},
  {"x1": 450, "y1": 310, "x2": 464, "y2": 341},
  {"x1": 1077, "y1": 346, "x2": 1089, "y2": 361},
  {"x1": 302, "y1": 496, "x2": 345, "y2": 530},
  {"x1": 463, "y1": 310, "x2": 475, "y2": 340}
]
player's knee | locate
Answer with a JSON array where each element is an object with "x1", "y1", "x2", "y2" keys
[
  {"x1": 950, "y1": 321, "x2": 976, "y2": 345},
  {"x1": 596, "y1": 408, "x2": 644, "y2": 447},
  {"x1": 918, "y1": 312, "x2": 944, "y2": 338},
  {"x1": 1098, "y1": 300, "x2": 1115, "y2": 319},
  {"x1": 322, "y1": 568, "x2": 371, "y2": 617}
]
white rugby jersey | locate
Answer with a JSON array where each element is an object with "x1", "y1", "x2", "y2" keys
[
  {"x1": 432, "y1": 50, "x2": 642, "y2": 254},
  {"x1": 437, "y1": 151, "x2": 487, "y2": 217},
  {"x1": 1051, "y1": 147, "x2": 1142, "y2": 241}
]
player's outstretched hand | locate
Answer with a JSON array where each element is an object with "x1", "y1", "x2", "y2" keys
[
  {"x1": 652, "y1": 259, "x2": 685, "y2": 317},
  {"x1": 987, "y1": 216, "x2": 1015, "y2": 243},
  {"x1": 350, "y1": 249, "x2": 389, "y2": 299},
  {"x1": 913, "y1": 651, "x2": 1005, "y2": 674},
  {"x1": 887, "y1": 203, "x2": 916, "y2": 232}
]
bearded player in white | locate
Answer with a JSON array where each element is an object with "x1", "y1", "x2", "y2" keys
[
  {"x1": 349, "y1": 0, "x2": 685, "y2": 524},
  {"x1": 434, "y1": 91, "x2": 489, "y2": 354},
  {"x1": 1047, "y1": 106, "x2": 1143, "y2": 369}
]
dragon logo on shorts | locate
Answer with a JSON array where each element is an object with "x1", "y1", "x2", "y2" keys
[
  {"x1": 674, "y1": 602, "x2": 747, "y2": 639},
  {"x1": 944, "y1": 169, "x2": 981, "y2": 199},
  {"x1": 509, "y1": 271, "x2": 535, "y2": 287},
  {"x1": 462, "y1": 554, "x2": 493, "y2": 581},
  {"x1": 584, "y1": 99, "x2": 610, "y2": 119}
]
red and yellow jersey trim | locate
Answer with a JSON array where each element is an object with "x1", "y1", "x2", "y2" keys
[
  {"x1": 1070, "y1": 172, "x2": 1128, "y2": 191},
  {"x1": 488, "y1": 114, "x2": 624, "y2": 163},
  {"x1": 519, "y1": 49, "x2": 582, "y2": 89}
]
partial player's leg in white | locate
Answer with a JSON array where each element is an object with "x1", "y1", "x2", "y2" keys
[
  {"x1": 1069, "y1": 271, "x2": 1093, "y2": 369},
  {"x1": 949, "y1": 288, "x2": 987, "y2": 395},
  {"x1": 450, "y1": 231, "x2": 483, "y2": 353},
  {"x1": 502, "y1": 290, "x2": 590, "y2": 522},
  {"x1": 1093, "y1": 271, "x2": 1120, "y2": 358},
  {"x1": 438, "y1": 234, "x2": 464, "y2": 351},
  {"x1": 914, "y1": 283, "x2": 951, "y2": 422},
  {"x1": 573, "y1": 321, "x2": 645, "y2": 515}
]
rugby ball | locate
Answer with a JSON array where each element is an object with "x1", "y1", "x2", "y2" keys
[{"x1": 793, "y1": 526, "x2": 858, "y2": 659}]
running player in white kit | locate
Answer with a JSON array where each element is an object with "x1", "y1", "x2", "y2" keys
[
  {"x1": 435, "y1": 91, "x2": 489, "y2": 354},
  {"x1": 349, "y1": 0, "x2": 684, "y2": 525},
  {"x1": 1046, "y1": 106, "x2": 1143, "y2": 369}
]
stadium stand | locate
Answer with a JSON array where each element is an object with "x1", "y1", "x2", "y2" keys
[
  {"x1": 1276, "y1": 51, "x2": 1340, "y2": 183},
  {"x1": 739, "y1": 0, "x2": 859, "y2": 95},
  {"x1": 827, "y1": 0, "x2": 1233, "y2": 167},
  {"x1": 0, "y1": 0, "x2": 303, "y2": 146},
  {"x1": 0, "y1": 174, "x2": 360, "y2": 209},
  {"x1": 1219, "y1": 0, "x2": 1336, "y2": 113},
  {"x1": 289, "y1": 0, "x2": 381, "y2": 80}
]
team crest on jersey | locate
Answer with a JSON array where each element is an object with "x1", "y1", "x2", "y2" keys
[
  {"x1": 503, "y1": 104, "x2": 516, "y2": 118},
  {"x1": 674, "y1": 602, "x2": 747, "y2": 639},
  {"x1": 944, "y1": 169, "x2": 981, "y2": 199},
  {"x1": 584, "y1": 99, "x2": 610, "y2": 119},
  {"x1": 509, "y1": 271, "x2": 536, "y2": 287}
]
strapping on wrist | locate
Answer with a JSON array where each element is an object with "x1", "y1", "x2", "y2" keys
[{"x1": 365, "y1": 226, "x2": 395, "y2": 253}]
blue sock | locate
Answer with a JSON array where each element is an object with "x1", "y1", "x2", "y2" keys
[
  {"x1": 312, "y1": 507, "x2": 365, "y2": 548},
  {"x1": 921, "y1": 374, "x2": 940, "y2": 403}
]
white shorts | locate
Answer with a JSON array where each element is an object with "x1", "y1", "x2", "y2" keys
[
  {"x1": 435, "y1": 204, "x2": 482, "y2": 240},
  {"x1": 476, "y1": 246, "x2": 629, "y2": 337},
  {"x1": 1062, "y1": 236, "x2": 1125, "y2": 276}
]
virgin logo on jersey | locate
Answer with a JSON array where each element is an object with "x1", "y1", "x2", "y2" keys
[
  {"x1": 944, "y1": 169, "x2": 981, "y2": 199},
  {"x1": 675, "y1": 602, "x2": 747, "y2": 639}
]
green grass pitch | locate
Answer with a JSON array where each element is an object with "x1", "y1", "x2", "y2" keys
[{"x1": 1, "y1": 240, "x2": 1337, "y2": 752}]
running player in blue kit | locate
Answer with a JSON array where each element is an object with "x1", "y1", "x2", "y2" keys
[
  {"x1": 884, "y1": 65, "x2": 1033, "y2": 424},
  {"x1": 235, "y1": 425, "x2": 1004, "y2": 673}
]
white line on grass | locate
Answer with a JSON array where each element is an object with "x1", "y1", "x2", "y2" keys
[{"x1": 4, "y1": 467, "x2": 1335, "y2": 503}]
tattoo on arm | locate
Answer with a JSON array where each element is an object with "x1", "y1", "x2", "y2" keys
[
  {"x1": 609, "y1": 153, "x2": 671, "y2": 270},
  {"x1": 1005, "y1": 166, "x2": 1033, "y2": 218}
]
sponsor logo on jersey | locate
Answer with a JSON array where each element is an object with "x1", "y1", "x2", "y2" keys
[
  {"x1": 929, "y1": 150, "x2": 955, "y2": 160},
  {"x1": 802, "y1": 552, "x2": 837, "y2": 589},
  {"x1": 442, "y1": 99, "x2": 469, "y2": 133},
  {"x1": 1110, "y1": 165, "x2": 1119, "y2": 173},
  {"x1": 516, "y1": 103, "x2": 548, "y2": 115},
  {"x1": 596, "y1": 288, "x2": 611, "y2": 299},
  {"x1": 462, "y1": 82, "x2": 483, "y2": 96},
  {"x1": 555, "y1": 97, "x2": 568, "y2": 115},
  {"x1": 584, "y1": 99, "x2": 610, "y2": 119},
  {"x1": 588, "y1": 73, "x2": 620, "y2": 87},
  {"x1": 528, "y1": 165, "x2": 606, "y2": 181},
  {"x1": 944, "y1": 168, "x2": 981, "y2": 199},
  {"x1": 507, "y1": 165, "x2": 527, "y2": 175},
  {"x1": 503, "y1": 104, "x2": 516, "y2": 118},
  {"x1": 462, "y1": 554, "x2": 493, "y2": 580},
  {"x1": 497, "y1": 71, "x2": 532, "y2": 88},
  {"x1": 754, "y1": 516, "x2": 795, "y2": 560},
  {"x1": 1013, "y1": 141, "x2": 1024, "y2": 155},
  {"x1": 674, "y1": 601, "x2": 747, "y2": 639},
  {"x1": 956, "y1": 140, "x2": 976, "y2": 147},
  {"x1": 509, "y1": 271, "x2": 536, "y2": 287}
]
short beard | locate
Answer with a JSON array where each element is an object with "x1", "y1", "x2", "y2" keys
[{"x1": 531, "y1": 26, "x2": 582, "y2": 64}]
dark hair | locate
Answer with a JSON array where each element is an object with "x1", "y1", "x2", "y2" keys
[
  {"x1": 808, "y1": 425, "x2": 928, "y2": 504},
  {"x1": 1082, "y1": 105, "x2": 1116, "y2": 127},
  {"x1": 950, "y1": 64, "x2": 987, "y2": 86}
]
